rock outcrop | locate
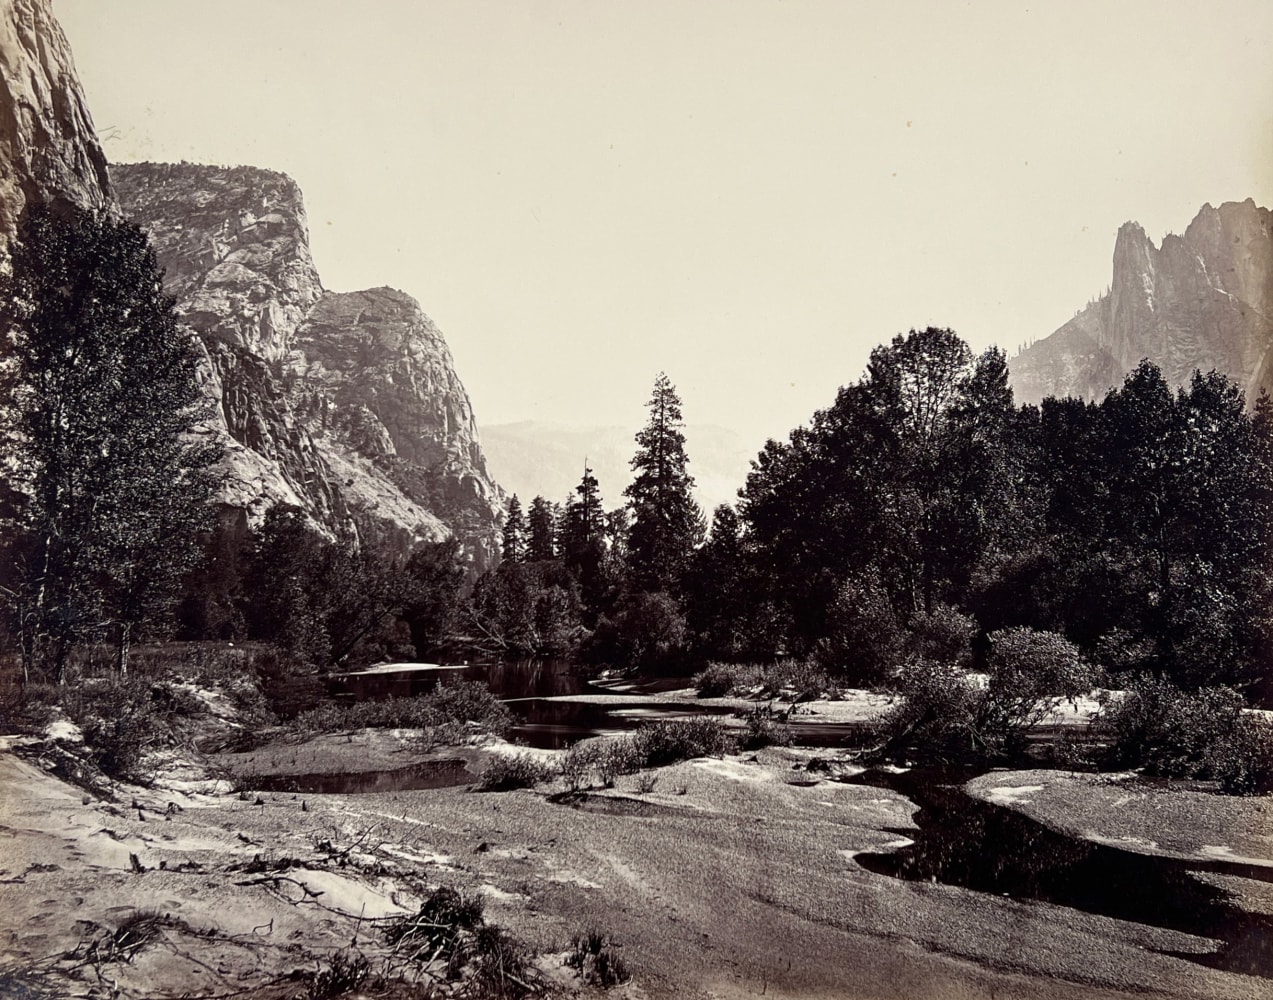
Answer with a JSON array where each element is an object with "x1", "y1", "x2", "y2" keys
[
  {"x1": 112, "y1": 162, "x2": 503, "y2": 570},
  {"x1": 0, "y1": 0, "x2": 111, "y2": 247},
  {"x1": 1010, "y1": 201, "x2": 1273, "y2": 405}
]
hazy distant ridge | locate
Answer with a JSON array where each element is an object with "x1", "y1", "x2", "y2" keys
[{"x1": 482, "y1": 421, "x2": 756, "y2": 517}]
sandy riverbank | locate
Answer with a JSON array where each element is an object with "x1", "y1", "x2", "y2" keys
[{"x1": 2, "y1": 729, "x2": 1271, "y2": 999}]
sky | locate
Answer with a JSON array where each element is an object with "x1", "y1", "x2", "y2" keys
[{"x1": 55, "y1": 0, "x2": 1273, "y2": 447}]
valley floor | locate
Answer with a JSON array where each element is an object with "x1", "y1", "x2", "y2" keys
[{"x1": 0, "y1": 731, "x2": 1270, "y2": 1000}]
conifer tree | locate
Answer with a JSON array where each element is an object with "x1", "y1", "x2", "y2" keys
[
  {"x1": 526, "y1": 495, "x2": 557, "y2": 562},
  {"x1": 624, "y1": 373, "x2": 704, "y2": 592},
  {"x1": 501, "y1": 494, "x2": 526, "y2": 563}
]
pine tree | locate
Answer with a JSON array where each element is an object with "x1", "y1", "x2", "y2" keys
[
  {"x1": 1, "y1": 206, "x2": 221, "y2": 677},
  {"x1": 526, "y1": 495, "x2": 557, "y2": 562},
  {"x1": 501, "y1": 494, "x2": 526, "y2": 563},
  {"x1": 560, "y1": 463, "x2": 605, "y2": 561},
  {"x1": 624, "y1": 373, "x2": 704, "y2": 593}
]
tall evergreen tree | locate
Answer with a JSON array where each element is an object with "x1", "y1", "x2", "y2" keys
[
  {"x1": 560, "y1": 464, "x2": 605, "y2": 561},
  {"x1": 526, "y1": 495, "x2": 558, "y2": 562},
  {"x1": 624, "y1": 373, "x2": 704, "y2": 593},
  {"x1": 0, "y1": 206, "x2": 221, "y2": 677},
  {"x1": 501, "y1": 494, "x2": 526, "y2": 563}
]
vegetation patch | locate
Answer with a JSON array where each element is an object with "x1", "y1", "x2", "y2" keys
[
  {"x1": 566, "y1": 928, "x2": 630, "y2": 987},
  {"x1": 477, "y1": 753, "x2": 558, "y2": 791},
  {"x1": 384, "y1": 887, "x2": 544, "y2": 997},
  {"x1": 1096, "y1": 675, "x2": 1273, "y2": 794},
  {"x1": 289, "y1": 680, "x2": 513, "y2": 747}
]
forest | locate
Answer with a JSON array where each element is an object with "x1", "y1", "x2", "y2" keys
[{"x1": 2, "y1": 204, "x2": 1272, "y2": 788}]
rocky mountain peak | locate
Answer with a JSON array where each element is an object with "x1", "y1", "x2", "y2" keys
[
  {"x1": 112, "y1": 162, "x2": 504, "y2": 570},
  {"x1": 0, "y1": 0, "x2": 111, "y2": 247},
  {"x1": 111, "y1": 162, "x2": 322, "y2": 363},
  {"x1": 1010, "y1": 201, "x2": 1273, "y2": 406}
]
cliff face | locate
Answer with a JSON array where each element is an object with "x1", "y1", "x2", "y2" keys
[
  {"x1": 111, "y1": 162, "x2": 503, "y2": 570},
  {"x1": 1010, "y1": 200, "x2": 1273, "y2": 405},
  {"x1": 0, "y1": 0, "x2": 111, "y2": 244}
]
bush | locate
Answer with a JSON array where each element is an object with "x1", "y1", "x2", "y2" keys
[
  {"x1": 875, "y1": 658, "x2": 979, "y2": 759},
  {"x1": 977, "y1": 627, "x2": 1096, "y2": 751},
  {"x1": 1206, "y1": 716, "x2": 1273, "y2": 795},
  {"x1": 559, "y1": 719, "x2": 735, "y2": 789},
  {"x1": 385, "y1": 888, "x2": 540, "y2": 997},
  {"x1": 630, "y1": 718, "x2": 734, "y2": 767},
  {"x1": 816, "y1": 570, "x2": 904, "y2": 683},
  {"x1": 28, "y1": 676, "x2": 178, "y2": 781},
  {"x1": 693, "y1": 662, "x2": 746, "y2": 698},
  {"x1": 765, "y1": 658, "x2": 836, "y2": 701},
  {"x1": 876, "y1": 628, "x2": 1094, "y2": 760},
  {"x1": 904, "y1": 604, "x2": 976, "y2": 667},
  {"x1": 477, "y1": 753, "x2": 557, "y2": 791},
  {"x1": 289, "y1": 680, "x2": 514, "y2": 744},
  {"x1": 739, "y1": 706, "x2": 792, "y2": 750},
  {"x1": 308, "y1": 951, "x2": 369, "y2": 1000},
  {"x1": 1097, "y1": 675, "x2": 1245, "y2": 777}
]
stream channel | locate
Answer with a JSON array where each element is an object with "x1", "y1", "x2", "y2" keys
[{"x1": 309, "y1": 659, "x2": 1273, "y2": 978}]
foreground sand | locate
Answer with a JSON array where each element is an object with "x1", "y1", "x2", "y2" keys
[{"x1": 1, "y1": 733, "x2": 1270, "y2": 999}]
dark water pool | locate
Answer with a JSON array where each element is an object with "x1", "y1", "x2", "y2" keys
[
  {"x1": 849, "y1": 767, "x2": 1273, "y2": 978},
  {"x1": 249, "y1": 758, "x2": 472, "y2": 794}
]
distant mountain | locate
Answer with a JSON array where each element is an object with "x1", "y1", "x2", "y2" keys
[
  {"x1": 1010, "y1": 200, "x2": 1273, "y2": 405},
  {"x1": 481, "y1": 421, "x2": 757, "y2": 518}
]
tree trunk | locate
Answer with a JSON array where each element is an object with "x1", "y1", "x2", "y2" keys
[{"x1": 116, "y1": 621, "x2": 130, "y2": 677}]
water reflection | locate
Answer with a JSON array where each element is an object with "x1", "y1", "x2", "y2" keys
[{"x1": 851, "y1": 767, "x2": 1273, "y2": 978}]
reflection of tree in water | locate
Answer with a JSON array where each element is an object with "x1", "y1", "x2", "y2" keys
[{"x1": 852, "y1": 768, "x2": 1273, "y2": 977}]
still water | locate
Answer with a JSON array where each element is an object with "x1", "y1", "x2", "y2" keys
[{"x1": 330, "y1": 659, "x2": 863, "y2": 749}]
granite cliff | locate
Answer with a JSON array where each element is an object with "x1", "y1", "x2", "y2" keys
[
  {"x1": 0, "y1": 0, "x2": 110, "y2": 248},
  {"x1": 111, "y1": 162, "x2": 504, "y2": 569},
  {"x1": 1010, "y1": 200, "x2": 1273, "y2": 405},
  {"x1": 0, "y1": 0, "x2": 503, "y2": 570}
]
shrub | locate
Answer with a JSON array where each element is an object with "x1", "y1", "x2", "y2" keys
[
  {"x1": 765, "y1": 658, "x2": 835, "y2": 701},
  {"x1": 477, "y1": 753, "x2": 557, "y2": 791},
  {"x1": 385, "y1": 887, "x2": 485, "y2": 977},
  {"x1": 567, "y1": 928, "x2": 630, "y2": 987},
  {"x1": 1206, "y1": 716, "x2": 1273, "y2": 795},
  {"x1": 693, "y1": 662, "x2": 744, "y2": 698},
  {"x1": 308, "y1": 951, "x2": 369, "y2": 1000},
  {"x1": 904, "y1": 604, "x2": 977, "y2": 668},
  {"x1": 1097, "y1": 675, "x2": 1245, "y2": 777},
  {"x1": 289, "y1": 679, "x2": 513, "y2": 744},
  {"x1": 630, "y1": 718, "x2": 734, "y2": 767},
  {"x1": 816, "y1": 570, "x2": 904, "y2": 683},
  {"x1": 739, "y1": 706, "x2": 792, "y2": 750},
  {"x1": 875, "y1": 658, "x2": 979, "y2": 759},
  {"x1": 385, "y1": 888, "x2": 539, "y2": 997},
  {"x1": 977, "y1": 627, "x2": 1096, "y2": 751},
  {"x1": 559, "y1": 741, "x2": 598, "y2": 791},
  {"x1": 29, "y1": 677, "x2": 172, "y2": 781}
]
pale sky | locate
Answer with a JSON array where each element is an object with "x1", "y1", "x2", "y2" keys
[{"x1": 55, "y1": 0, "x2": 1273, "y2": 446}]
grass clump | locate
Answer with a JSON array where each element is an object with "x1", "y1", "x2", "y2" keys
[
  {"x1": 307, "y1": 950, "x2": 370, "y2": 1000},
  {"x1": 567, "y1": 928, "x2": 630, "y2": 987},
  {"x1": 477, "y1": 752, "x2": 558, "y2": 791}
]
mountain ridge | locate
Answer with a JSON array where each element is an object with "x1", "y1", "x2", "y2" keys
[{"x1": 1009, "y1": 199, "x2": 1273, "y2": 405}]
